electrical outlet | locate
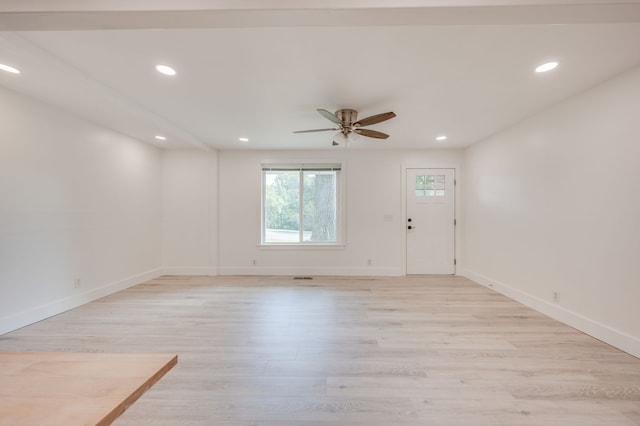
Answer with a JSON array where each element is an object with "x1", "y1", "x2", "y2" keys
[{"x1": 367, "y1": 259, "x2": 372, "y2": 266}]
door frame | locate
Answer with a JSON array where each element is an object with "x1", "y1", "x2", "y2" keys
[{"x1": 401, "y1": 165, "x2": 458, "y2": 275}]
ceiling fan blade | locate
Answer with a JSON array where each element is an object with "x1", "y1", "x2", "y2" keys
[
  {"x1": 354, "y1": 128, "x2": 390, "y2": 139},
  {"x1": 317, "y1": 109, "x2": 342, "y2": 125},
  {"x1": 353, "y1": 111, "x2": 396, "y2": 127},
  {"x1": 293, "y1": 128, "x2": 339, "y2": 133}
]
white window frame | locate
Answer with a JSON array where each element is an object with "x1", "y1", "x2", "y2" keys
[{"x1": 260, "y1": 162, "x2": 345, "y2": 248}]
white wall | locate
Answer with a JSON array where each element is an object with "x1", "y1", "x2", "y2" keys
[
  {"x1": 0, "y1": 86, "x2": 163, "y2": 334},
  {"x1": 462, "y1": 65, "x2": 640, "y2": 357},
  {"x1": 217, "y1": 149, "x2": 462, "y2": 276},
  {"x1": 162, "y1": 149, "x2": 217, "y2": 275}
]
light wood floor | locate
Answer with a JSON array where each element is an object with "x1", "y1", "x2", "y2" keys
[
  {"x1": 0, "y1": 351, "x2": 176, "y2": 426},
  {"x1": 1, "y1": 275, "x2": 639, "y2": 425}
]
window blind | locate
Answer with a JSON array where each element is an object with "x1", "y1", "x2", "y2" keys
[{"x1": 261, "y1": 163, "x2": 341, "y2": 172}]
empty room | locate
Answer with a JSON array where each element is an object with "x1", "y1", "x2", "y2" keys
[{"x1": 1, "y1": 1, "x2": 639, "y2": 425}]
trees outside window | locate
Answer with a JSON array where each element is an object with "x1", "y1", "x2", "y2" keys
[{"x1": 262, "y1": 165, "x2": 340, "y2": 244}]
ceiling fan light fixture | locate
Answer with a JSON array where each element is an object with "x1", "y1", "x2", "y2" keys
[
  {"x1": 348, "y1": 132, "x2": 360, "y2": 142},
  {"x1": 156, "y1": 64, "x2": 176, "y2": 76},
  {"x1": 333, "y1": 132, "x2": 348, "y2": 146},
  {"x1": 535, "y1": 61, "x2": 558, "y2": 73}
]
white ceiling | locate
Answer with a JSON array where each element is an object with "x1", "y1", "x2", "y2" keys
[{"x1": 1, "y1": 1, "x2": 640, "y2": 150}]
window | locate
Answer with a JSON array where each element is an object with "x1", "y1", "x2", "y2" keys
[
  {"x1": 262, "y1": 163, "x2": 342, "y2": 244},
  {"x1": 415, "y1": 174, "x2": 445, "y2": 197}
]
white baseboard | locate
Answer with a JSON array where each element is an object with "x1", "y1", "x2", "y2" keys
[
  {"x1": 162, "y1": 266, "x2": 218, "y2": 276},
  {"x1": 460, "y1": 268, "x2": 640, "y2": 359},
  {"x1": 0, "y1": 268, "x2": 163, "y2": 336},
  {"x1": 217, "y1": 266, "x2": 403, "y2": 277}
]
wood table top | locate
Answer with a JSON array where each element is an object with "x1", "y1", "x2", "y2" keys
[{"x1": 0, "y1": 351, "x2": 177, "y2": 426}]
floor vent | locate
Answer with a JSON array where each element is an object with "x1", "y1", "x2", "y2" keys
[{"x1": 293, "y1": 276, "x2": 313, "y2": 280}]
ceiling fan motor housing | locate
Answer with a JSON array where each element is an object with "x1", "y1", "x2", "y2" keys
[{"x1": 335, "y1": 109, "x2": 358, "y2": 127}]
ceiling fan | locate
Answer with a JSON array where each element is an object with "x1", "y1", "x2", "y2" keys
[{"x1": 294, "y1": 108, "x2": 396, "y2": 146}]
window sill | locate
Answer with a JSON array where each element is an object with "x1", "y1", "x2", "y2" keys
[{"x1": 258, "y1": 243, "x2": 346, "y2": 250}]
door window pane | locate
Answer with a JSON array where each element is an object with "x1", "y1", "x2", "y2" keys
[
  {"x1": 416, "y1": 175, "x2": 445, "y2": 197},
  {"x1": 426, "y1": 175, "x2": 445, "y2": 190}
]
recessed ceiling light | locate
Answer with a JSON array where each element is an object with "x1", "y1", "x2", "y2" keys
[
  {"x1": 239, "y1": 137, "x2": 249, "y2": 142},
  {"x1": 436, "y1": 135, "x2": 447, "y2": 141},
  {"x1": 155, "y1": 64, "x2": 176, "y2": 76},
  {"x1": 155, "y1": 135, "x2": 167, "y2": 141},
  {"x1": 0, "y1": 63, "x2": 20, "y2": 74},
  {"x1": 535, "y1": 61, "x2": 558, "y2": 73}
]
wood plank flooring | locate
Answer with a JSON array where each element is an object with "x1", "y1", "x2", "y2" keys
[{"x1": 1, "y1": 275, "x2": 639, "y2": 425}]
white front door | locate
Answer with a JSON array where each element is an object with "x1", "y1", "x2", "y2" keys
[{"x1": 406, "y1": 168, "x2": 456, "y2": 274}]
